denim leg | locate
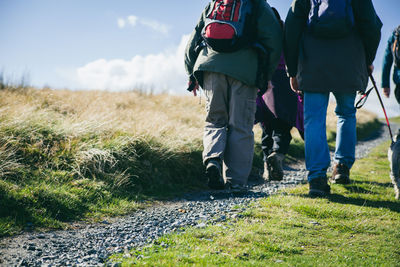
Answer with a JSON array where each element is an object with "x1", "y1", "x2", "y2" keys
[
  {"x1": 304, "y1": 92, "x2": 330, "y2": 181},
  {"x1": 333, "y1": 92, "x2": 356, "y2": 169}
]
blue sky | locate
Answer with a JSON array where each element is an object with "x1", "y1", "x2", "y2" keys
[{"x1": 1, "y1": 0, "x2": 399, "y2": 116}]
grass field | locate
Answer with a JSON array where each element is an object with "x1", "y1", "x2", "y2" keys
[
  {"x1": 111, "y1": 141, "x2": 400, "y2": 266},
  {"x1": 0, "y1": 86, "x2": 381, "y2": 237}
]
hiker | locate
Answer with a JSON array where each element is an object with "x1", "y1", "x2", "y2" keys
[
  {"x1": 382, "y1": 25, "x2": 400, "y2": 103},
  {"x1": 184, "y1": 0, "x2": 283, "y2": 190},
  {"x1": 255, "y1": 7, "x2": 304, "y2": 181},
  {"x1": 284, "y1": 0, "x2": 382, "y2": 197}
]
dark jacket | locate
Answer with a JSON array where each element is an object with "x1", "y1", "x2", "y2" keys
[
  {"x1": 284, "y1": 0, "x2": 382, "y2": 93},
  {"x1": 263, "y1": 54, "x2": 297, "y2": 125},
  {"x1": 382, "y1": 27, "x2": 400, "y2": 88},
  {"x1": 185, "y1": 0, "x2": 283, "y2": 89}
]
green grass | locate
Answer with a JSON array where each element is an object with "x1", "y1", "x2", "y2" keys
[
  {"x1": 110, "y1": 141, "x2": 400, "y2": 266},
  {"x1": 0, "y1": 118, "x2": 206, "y2": 236},
  {"x1": 0, "y1": 87, "x2": 383, "y2": 238},
  {"x1": 0, "y1": 88, "x2": 207, "y2": 237}
]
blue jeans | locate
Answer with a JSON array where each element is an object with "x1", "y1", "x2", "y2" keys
[{"x1": 304, "y1": 92, "x2": 356, "y2": 181}]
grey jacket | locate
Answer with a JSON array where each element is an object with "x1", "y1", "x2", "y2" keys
[
  {"x1": 284, "y1": 0, "x2": 382, "y2": 93},
  {"x1": 185, "y1": 0, "x2": 283, "y2": 89}
]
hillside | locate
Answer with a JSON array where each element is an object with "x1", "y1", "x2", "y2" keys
[{"x1": 0, "y1": 87, "x2": 380, "y2": 237}]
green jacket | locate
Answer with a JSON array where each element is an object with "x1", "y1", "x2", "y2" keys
[
  {"x1": 184, "y1": 0, "x2": 283, "y2": 89},
  {"x1": 284, "y1": 0, "x2": 382, "y2": 93}
]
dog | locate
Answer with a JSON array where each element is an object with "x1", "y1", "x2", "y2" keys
[{"x1": 388, "y1": 133, "x2": 400, "y2": 200}]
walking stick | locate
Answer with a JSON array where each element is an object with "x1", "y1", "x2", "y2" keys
[{"x1": 369, "y1": 73, "x2": 394, "y2": 142}]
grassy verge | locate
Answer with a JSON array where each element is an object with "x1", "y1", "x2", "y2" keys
[
  {"x1": 111, "y1": 141, "x2": 400, "y2": 266},
  {"x1": 0, "y1": 87, "x2": 206, "y2": 237},
  {"x1": 0, "y1": 88, "x2": 380, "y2": 237}
]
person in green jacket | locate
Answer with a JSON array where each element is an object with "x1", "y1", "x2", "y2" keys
[
  {"x1": 185, "y1": 0, "x2": 282, "y2": 190},
  {"x1": 382, "y1": 26, "x2": 400, "y2": 102},
  {"x1": 284, "y1": 0, "x2": 382, "y2": 197}
]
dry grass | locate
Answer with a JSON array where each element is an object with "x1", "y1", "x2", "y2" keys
[
  {"x1": 0, "y1": 87, "x2": 380, "y2": 236},
  {"x1": 0, "y1": 88, "x2": 205, "y2": 145},
  {"x1": 0, "y1": 88, "x2": 377, "y2": 143}
]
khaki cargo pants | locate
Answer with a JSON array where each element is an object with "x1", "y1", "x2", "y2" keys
[{"x1": 202, "y1": 71, "x2": 258, "y2": 186}]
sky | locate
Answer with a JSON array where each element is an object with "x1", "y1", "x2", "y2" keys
[{"x1": 1, "y1": 0, "x2": 400, "y2": 117}]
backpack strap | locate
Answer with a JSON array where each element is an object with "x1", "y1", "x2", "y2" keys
[{"x1": 393, "y1": 27, "x2": 400, "y2": 55}]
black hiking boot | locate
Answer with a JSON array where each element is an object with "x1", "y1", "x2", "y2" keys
[
  {"x1": 331, "y1": 163, "x2": 350, "y2": 184},
  {"x1": 266, "y1": 152, "x2": 284, "y2": 181},
  {"x1": 206, "y1": 159, "x2": 225, "y2": 190},
  {"x1": 309, "y1": 177, "x2": 331, "y2": 197}
]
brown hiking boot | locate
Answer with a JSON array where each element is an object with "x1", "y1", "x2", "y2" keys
[
  {"x1": 331, "y1": 163, "x2": 351, "y2": 184},
  {"x1": 266, "y1": 152, "x2": 284, "y2": 181}
]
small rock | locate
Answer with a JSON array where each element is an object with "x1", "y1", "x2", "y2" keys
[{"x1": 196, "y1": 223, "x2": 207, "y2": 228}]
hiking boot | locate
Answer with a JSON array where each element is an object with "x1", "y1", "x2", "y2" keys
[
  {"x1": 266, "y1": 152, "x2": 284, "y2": 181},
  {"x1": 309, "y1": 177, "x2": 331, "y2": 197},
  {"x1": 262, "y1": 161, "x2": 271, "y2": 181},
  {"x1": 331, "y1": 163, "x2": 350, "y2": 184},
  {"x1": 206, "y1": 159, "x2": 225, "y2": 190}
]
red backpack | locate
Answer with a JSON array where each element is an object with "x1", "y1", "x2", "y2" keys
[{"x1": 201, "y1": 0, "x2": 255, "y2": 53}]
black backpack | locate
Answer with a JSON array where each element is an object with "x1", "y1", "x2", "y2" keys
[
  {"x1": 201, "y1": 0, "x2": 256, "y2": 52},
  {"x1": 393, "y1": 26, "x2": 400, "y2": 68}
]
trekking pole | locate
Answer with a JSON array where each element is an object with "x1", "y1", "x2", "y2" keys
[{"x1": 369, "y1": 73, "x2": 394, "y2": 142}]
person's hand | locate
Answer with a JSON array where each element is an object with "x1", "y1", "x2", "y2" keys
[
  {"x1": 368, "y1": 65, "x2": 374, "y2": 74},
  {"x1": 188, "y1": 80, "x2": 199, "y2": 96},
  {"x1": 383, "y1": 87, "x2": 390, "y2": 98},
  {"x1": 290, "y1": 77, "x2": 301, "y2": 94}
]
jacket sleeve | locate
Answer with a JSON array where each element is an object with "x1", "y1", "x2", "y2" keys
[
  {"x1": 381, "y1": 33, "x2": 395, "y2": 88},
  {"x1": 184, "y1": 5, "x2": 209, "y2": 76},
  {"x1": 283, "y1": 0, "x2": 310, "y2": 77},
  {"x1": 256, "y1": 1, "x2": 283, "y2": 81},
  {"x1": 352, "y1": 0, "x2": 382, "y2": 66}
]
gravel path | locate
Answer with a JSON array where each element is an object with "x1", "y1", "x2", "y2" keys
[{"x1": 0, "y1": 122, "x2": 395, "y2": 266}]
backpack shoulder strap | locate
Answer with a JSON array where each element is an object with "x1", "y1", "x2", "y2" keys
[{"x1": 393, "y1": 27, "x2": 400, "y2": 53}]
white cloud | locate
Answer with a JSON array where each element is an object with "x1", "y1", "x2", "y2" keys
[
  {"x1": 127, "y1": 15, "x2": 138, "y2": 27},
  {"x1": 117, "y1": 15, "x2": 170, "y2": 35},
  {"x1": 76, "y1": 34, "x2": 190, "y2": 94},
  {"x1": 140, "y1": 18, "x2": 170, "y2": 35},
  {"x1": 117, "y1": 18, "x2": 126, "y2": 28}
]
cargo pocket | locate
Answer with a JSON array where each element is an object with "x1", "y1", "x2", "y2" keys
[{"x1": 244, "y1": 98, "x2": 257, "y2": 128}]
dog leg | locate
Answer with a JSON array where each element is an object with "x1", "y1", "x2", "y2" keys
[
  {"x1": 388, "y1": 142, "x2": 400, "y2": 200},
  {"x1": 394, "y1": 177, "x2": 400, "y2": 200}
]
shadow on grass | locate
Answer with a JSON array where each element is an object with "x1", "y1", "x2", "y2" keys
[
  {"x1": 341, "y1": 185, "x2": 378, "y2": 195},
  {"x1": 326, "y1": 193, "x2": 400, "y2": 213},
  {"x1": 298, "y1": 192, "x2": 400, "y2": 213},
  {"x1": 354, "y1": 180, "x2": 394, "y2": 188}
]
